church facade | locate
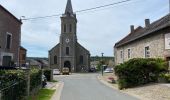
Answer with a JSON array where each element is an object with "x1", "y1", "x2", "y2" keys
[{"x1": 49, "y1": 0, "x2": 90, "y2": 72}]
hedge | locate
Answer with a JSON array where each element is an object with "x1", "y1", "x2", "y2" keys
[
  {"x1": 158, "y1": 73, "x2": 170, "y2": 83},
  {"x1": 114, "y1": 58, "x2": 168, "y2": 89},
  {"x1": 30, "y1": 69, "x2": 42, "y2": 91},
  {"x1": 0, "y1": 70, "x2": 27, "y2": 100},
  {"x1": 0, "y1": 69, "x2": 42, "y2": 100},
  {"x1": 44, "y1": 69, "x2": 52, "y2": 81}
]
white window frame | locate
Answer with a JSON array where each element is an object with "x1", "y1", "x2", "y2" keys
[
  {"x1": 145, "y1": 46, "x2": 150, "y2": 58},
  {"x1": 6, "y1": 32, "x2": 12, "y2": 49},
  {"x1": 127, "y1": 48, "x2": 131, "y2": 59}
]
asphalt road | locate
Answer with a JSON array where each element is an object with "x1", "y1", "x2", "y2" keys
[{"x1": 54, "y1": 73, "x2": 139, "y2": 100}]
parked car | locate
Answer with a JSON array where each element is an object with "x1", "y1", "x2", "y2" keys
[
  {"x1": 53, "y1": 69, "x2": 60, "y2": 75},
  {"x1": 62, "y1": 67, "x2": 70, "y2": 75},
  {"x1": 104, "y1": 67, "x2": 114, "y2": 73}
]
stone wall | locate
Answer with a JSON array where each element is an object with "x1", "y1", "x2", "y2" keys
[{"x1": 115, "y1": 30, "x2": 167, "y2": 65}]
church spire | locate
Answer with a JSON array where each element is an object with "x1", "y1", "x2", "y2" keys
[{"x1": 65, "y1": 0, "x2": 73, "y2": 14}]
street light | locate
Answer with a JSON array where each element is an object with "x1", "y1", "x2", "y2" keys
[{"x1": 101, "y1": 53, "x2": 104, "y2": 76}]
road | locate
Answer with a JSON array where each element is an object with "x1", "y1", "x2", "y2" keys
[{"x1": 54, "y1": 73, "x2": 139, "y2": 100}]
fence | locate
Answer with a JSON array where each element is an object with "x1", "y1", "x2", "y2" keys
[{"x1": 0, "y1": 81, "x2": 26, "y2": 100}]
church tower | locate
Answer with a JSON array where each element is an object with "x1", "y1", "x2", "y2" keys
[
  {"x1": 59, "y1": 0, "x2": 77, "y2": 72},
  {"x1": 49, "y1": 0, "x2": 90, "y2": 73}
]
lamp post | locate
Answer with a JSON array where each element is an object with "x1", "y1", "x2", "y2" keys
[{"x1": 101, "y1": 53, "x2": 104, "y2": 76}]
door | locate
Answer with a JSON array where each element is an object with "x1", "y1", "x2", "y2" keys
[
  {"x1": 64, "y1": 61, "x2": 71, "y2": 72},
  {"x1": 2, "y1": 56, "x2": 12, "y2": 67}
]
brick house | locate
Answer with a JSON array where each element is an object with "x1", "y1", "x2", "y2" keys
[
  {"x1": 114, "y1": 14, "x2": 170, "y2": 65},
  {"x1": 19, "y1": 46, "x2": 27, "y2": 67},
  {"x1": 0, "y1": 5, "x2": 23, "y2": 67}
]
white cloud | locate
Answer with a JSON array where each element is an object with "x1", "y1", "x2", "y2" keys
[{"x1": 0, "y1": 0, "x2": 169, "y2": 57}]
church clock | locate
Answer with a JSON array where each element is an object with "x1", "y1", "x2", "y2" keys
[{"x1": 65, "y1": 38, "x2": 70, "y2": 43}]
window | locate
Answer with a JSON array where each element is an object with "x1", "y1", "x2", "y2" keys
[
  {"x1": 69, "y1": 24, "x2": 72, "y2": 32},
  {"x1": 64, "y1": 24, "x2": 66, "y2": 32},
  {"x1": 120, "y1": 50, "x2": 123, "y2": 59},
  {"x1": 6, "y1": 33, "x2": 12, "y2": 49},
  {"x1": 79, "y1": 55, "x2": 83, "y2": 64},
  {"x1": 128, "y1": 49, "x2": 131, "y2": 59},
  {"x1": 145, "y1": 46, "x2": 150, "y2": 58},
  {"x1": 66, "y1": 47, "x2": 69, "y2": 55},
  {"x1": 54, "y1": 56, "x2": 57, "y2": 64}
]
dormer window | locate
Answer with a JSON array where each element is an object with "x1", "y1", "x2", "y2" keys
[{"x1": 6, "y1": 33, "x2": 12, "y2": 49}]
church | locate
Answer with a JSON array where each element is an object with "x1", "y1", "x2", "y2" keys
[{"x1": 49, "y1": 0, "x2": 90, "y2": 72}]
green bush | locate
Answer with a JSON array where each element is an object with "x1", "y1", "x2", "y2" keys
[
  {"x1": 0, "y1": 70, "x2": 27, "y2": 100},
  {"x1": 44, "y1": 69, "x2": 52, "y2": 81},
  {"x1": 30, "y1": 69, "x2": 42, "y2": 91},
  {"x1": 159, "y1": 73, "x2": 170, "y2": 83},
  {"x1": 115, "y1": 58, "x2": 168, "y2": 89}
]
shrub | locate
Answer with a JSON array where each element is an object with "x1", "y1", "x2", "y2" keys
[
  {"x1": 158, "y1": 73, "x2": 170, "y2": 83},
  {"x1": 30, "y1": 69, "x2": 42, "y2": 91},
  {"x1": 44, "y1": 69, "x2": 52, "y2": 81},
  {"x1": 115, "y1": 58, "x2": 168, "y2": 89},
  {"x1": 0, "y1": 70, "x2": 27, "y2": 100}
]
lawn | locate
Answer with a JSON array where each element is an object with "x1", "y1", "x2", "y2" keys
[{"x1": 29, "y1": 89, "x2": 55, "y2": 100}]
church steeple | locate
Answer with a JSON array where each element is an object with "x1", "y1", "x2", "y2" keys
[{"x1": 65, "y1": 0, "x2": 73, "y2": 14}]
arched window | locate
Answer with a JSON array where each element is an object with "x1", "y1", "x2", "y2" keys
[
  {"x1": 69, "y1": 24, "x2": 72, "y2": 32},
  {"x1": 66, "y1": 47, "x2": 69, "y2": 55},
  {"x1": 64, "y1": 24, "x2": 66, "y2": 32},
  {"x1": 54, "y1": 56, "x2": 57, "y2": 64},
  {"x1": 79, "y1": 55, "x2": 83, "y2": 64}
]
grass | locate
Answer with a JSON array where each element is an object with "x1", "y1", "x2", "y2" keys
[
  {"x1": 29, "y1": 89, "x2": 55, "y2": 100},
  {"x1": 49, "y1": 80, "x2": 58, "y2": 82}
]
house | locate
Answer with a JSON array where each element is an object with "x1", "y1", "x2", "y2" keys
[
  {"x1": 0, "y1": 5, "x2": 22, "y2": 67},
  {"x1": 19, "y1": 46, "x2": 27, "y2": 67},
  {"x1": 114, "y1": 14, "x2": 170, "y2": 65},
  {"x1": 49, "y1": 0, "x2": 90, "y2": 72},
  {"x1": 26, "y1": 57, "x2": 49, "y2": 69}
]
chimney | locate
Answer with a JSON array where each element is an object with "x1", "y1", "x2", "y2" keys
[
  {"x1": 145, "y1": 19, "x2": 150, "y2": 27},
  {"x1": 130, "y1": 25, "x2": 134, "y2": 33}
]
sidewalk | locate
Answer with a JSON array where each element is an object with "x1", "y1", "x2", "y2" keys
[
  {"x1": 98, "y1": 73, "x2": 170, "y2": 100},
  {"x1": 49, "y1": 82, "x2": 64, "y2": 100},
  {"x1": 46, "y1": 82, "x2": 58, "y2": 89}
]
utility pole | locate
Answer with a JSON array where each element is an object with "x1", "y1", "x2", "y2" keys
[{"x1": 101, "y1": 53, "x2": 104, "y2": 76}]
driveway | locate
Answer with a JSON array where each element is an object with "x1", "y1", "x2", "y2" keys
[{"x1": 54, "y1": 73, "x2": 139, "y2": 100}]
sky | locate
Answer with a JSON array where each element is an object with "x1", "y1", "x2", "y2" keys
[{"x1": 0, "y1": 0, "x2": 169, "y2": 57}]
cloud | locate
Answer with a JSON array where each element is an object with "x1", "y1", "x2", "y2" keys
[{"x1": 0, "y1": 0, "x2": 168, "y2": 57}]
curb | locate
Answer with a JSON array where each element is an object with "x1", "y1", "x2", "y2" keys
[
  {"x1": 51, "y1": 82, "x2": 64, "y2": 100},
  {"x1": 97, "y1": 75, "x2": 147, "y2": 100}
]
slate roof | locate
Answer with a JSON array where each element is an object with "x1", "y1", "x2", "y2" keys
[
  {"x1": 20, "y1": 46, "x2": 27, "y2": 51},
  {"x1": 65, "y1": 0, "x2": 73, "y2": 14},
  {"x1": 115, "y1": 14, "x2": 170, "y2": 48}
]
